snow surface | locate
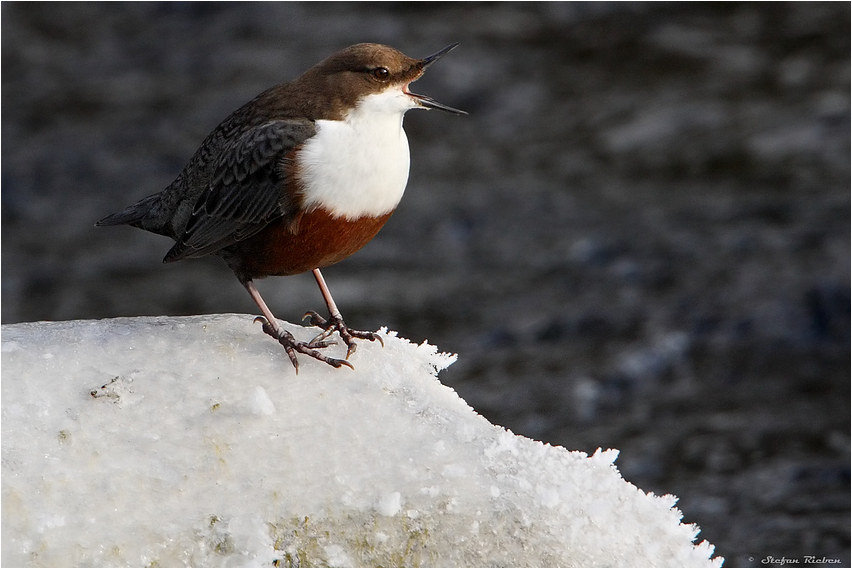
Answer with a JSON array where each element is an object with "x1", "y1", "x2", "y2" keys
[{"x1": 2, "y1": 314, "x2": 722, "y2": 567}]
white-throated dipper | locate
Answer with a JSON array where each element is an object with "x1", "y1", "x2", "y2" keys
[{"x1": 97, "y1": 43, "x2": 465, "y2": 371}]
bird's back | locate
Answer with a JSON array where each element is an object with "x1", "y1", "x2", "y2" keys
[{"x1": 96, "y1": 84, "x2": 313, "y2": 243}]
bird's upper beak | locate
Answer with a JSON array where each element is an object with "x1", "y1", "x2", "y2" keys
[
  {"x1": 421, "y1": 42, "x2": 460, "y2": 70},
  {"x1": 407, "y1": 43, "x2": 467, "y2": 115}
]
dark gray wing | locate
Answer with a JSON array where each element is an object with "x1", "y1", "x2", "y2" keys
[{"x1": 163, "y1": 119, "x2": 316, "y2": 262}]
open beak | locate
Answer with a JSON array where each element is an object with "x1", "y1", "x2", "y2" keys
[{"x1": 407, "y1": 43, "x2": 467, "y2": 115}]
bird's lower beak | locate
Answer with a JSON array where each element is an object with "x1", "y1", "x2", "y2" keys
[{"x1": 407, "y1": 91, "x2": 467, "y2": 115}]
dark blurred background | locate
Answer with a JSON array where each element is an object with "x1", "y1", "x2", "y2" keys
[{"x1": 3, "y1": 3, "x2": 849, "y2": 566}]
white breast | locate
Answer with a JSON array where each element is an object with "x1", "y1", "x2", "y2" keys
[{"x1": 297, "y1": 89, "x2": 415, "y2": 220}]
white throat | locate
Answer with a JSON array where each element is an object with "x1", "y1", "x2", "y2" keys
[{"x1": 297, "y1": 88, "x2": 418, "y2": 220}]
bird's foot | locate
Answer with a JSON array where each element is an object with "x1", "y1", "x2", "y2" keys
[
  {"x1": 254, "y1": 317, "x2": 353, "y2": 373},
  {"x1": 302, "y1": 310, "x2": 384, "y2": 359}
]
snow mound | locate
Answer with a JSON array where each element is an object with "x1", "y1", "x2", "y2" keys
[{"x1": 1, "y1": 315, "x2": 721, "y2": 567}]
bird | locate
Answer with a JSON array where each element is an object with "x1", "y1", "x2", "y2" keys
[{"x1": 96, "y1": 43, "x2": 465, "y2": 372}]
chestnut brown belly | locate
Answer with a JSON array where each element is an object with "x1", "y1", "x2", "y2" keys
[{"x1": 223, "y1": 207, "x2": 394, "y2": 279}]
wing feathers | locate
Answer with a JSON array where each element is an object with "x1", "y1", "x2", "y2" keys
[{"x1": 164, "y1": 119, "x2": 315, "y2": 262}]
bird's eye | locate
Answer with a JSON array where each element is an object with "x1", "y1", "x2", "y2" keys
[{"x1": 372, "y1": 67, "x2": 389, "y2": 80}]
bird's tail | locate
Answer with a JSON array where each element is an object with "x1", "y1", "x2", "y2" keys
[{"x1": 95, "y1": 193, "x2": 166, "y2": 234}]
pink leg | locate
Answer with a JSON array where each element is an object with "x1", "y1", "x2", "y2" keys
[
  {"x1": 312, "y1": 268, "x2": 342, "y2": 320},
  {"x1": 242, "y1": 279, "x2": 353, "y2": 372},
  {"x1": 303, "y1": 268, "x2": 384, "y2": 358}
]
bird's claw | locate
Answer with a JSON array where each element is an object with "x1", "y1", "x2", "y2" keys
[
  {"x1": 302, "y1": 310, "x2": 384, "y2": 359},
  {"x1": 254, "y1": 316, "x2": 353, "y2": 373}
]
